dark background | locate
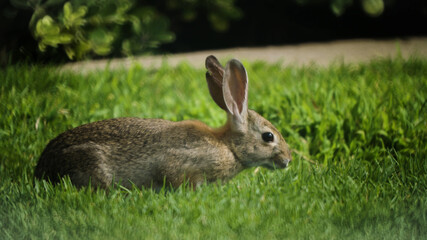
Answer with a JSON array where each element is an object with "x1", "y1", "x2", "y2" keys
[
  {"x1": 1, "y1": 0, "x2": 426, "y2": 64},
  {"x1": 163, "y1": 0, "x2": 427, "y2": 52}
]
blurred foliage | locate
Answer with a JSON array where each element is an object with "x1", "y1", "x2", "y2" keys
[
  {"x1": 165, "y1": 0, "x2": 242, "y2": 32},
  {"x1": 0, "y1": 0, "x2": 424, "y2": 64},
  {"x1": 1, "y1": 0, "x2": 241, "y2": 62},
  {"x1": 295, "y1": 0, "x2": 388, "y2": 16},
  {"x1": 13, "y1": 0, "x2": 175, "y2": 60}
]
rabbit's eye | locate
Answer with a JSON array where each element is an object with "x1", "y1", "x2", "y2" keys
[{"x1": 262, "y1": 132, "x2": 274, "y2": 142}]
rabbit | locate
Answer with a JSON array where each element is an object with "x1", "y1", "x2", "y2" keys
[{"x1": 34, "y1": 55, "x2": 292, "y2": 189}]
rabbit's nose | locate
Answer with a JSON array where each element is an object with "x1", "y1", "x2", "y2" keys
[
  {"x1": 283, "y1": 158, "x2": 291, "y2": 168},
  {"x1": 276, "y1": 157, "x2": 291, "y2": 168}
]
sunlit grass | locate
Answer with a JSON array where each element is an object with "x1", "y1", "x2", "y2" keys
[{"x1": 1, "y1": 57, "x2": 426, "y2": 239}]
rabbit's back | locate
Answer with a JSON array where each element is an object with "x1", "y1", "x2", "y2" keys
[{"x1": 35, "y1": 117, "x2": 240, "y2": 188}]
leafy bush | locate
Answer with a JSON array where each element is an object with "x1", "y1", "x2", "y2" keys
[
  {"x1": 2, "y1": 0, "x2": 241, "y2": 61},
  {"x1": 22, "y1": 0, "x2": 175, "y2": 60}
]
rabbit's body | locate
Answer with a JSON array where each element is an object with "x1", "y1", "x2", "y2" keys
[
  {"x1": 35, "y1": 56, "x2": 292, "y2": 189},
  {"x1": 36, "y1": 117, "x2": 242, "y2": 189}
]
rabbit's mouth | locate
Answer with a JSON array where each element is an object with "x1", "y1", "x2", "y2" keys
[{"x1": 262, "y1": 158, "x2": 290, "y2": 170}]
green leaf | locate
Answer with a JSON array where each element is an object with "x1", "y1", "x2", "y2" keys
[
  {"x1": 63, "y1": 1, "x2": 87, "y2": 29},
  {"x1": 64, "y1": 46, "x2": 75, "y2": 59},
  {"x1": 41, "y1": 36, "x2": 62, "y2": 47},
  {"x1": 128, "y1": 15, "x2": 141, "y2": 34},
  {"x1": 35, "y1": 15, "x2": 60, "y2": 37},
  {"x1": 63, "y1": 2, "x2": 72, "y2": 20},
  {"x1": 74, "y1": 41, "x2": 92, "y2": 60},
  {"x1": 116, "y1": 0, "x2": 133, "y2": 14},
  {"x1": 38, "y1": 42, "x2": 47, "y2": 52},
  {"x1": 58, "y1": 33, "x2": 73, "y2": 43},
  {"x1": 89, "y1": 29, "x2": 114, "y2": 56},
  {"x1": 362, "y1": 0, "x2": 384, "y2": 17},
  {"x1": 75, "y1": 6, "x2": 87, "y2": 18},
  {"x1": 121, "y1": 40, "x2": 132, "y2": 56}
]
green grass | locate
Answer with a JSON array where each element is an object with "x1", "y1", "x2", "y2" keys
[{"x1": 1, "y1": 57, "x2": 426, "y2": 239}]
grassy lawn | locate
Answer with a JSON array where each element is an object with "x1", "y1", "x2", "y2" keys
[{"x1": 1, "y1": 57, "x2": 426, "y2": 239}]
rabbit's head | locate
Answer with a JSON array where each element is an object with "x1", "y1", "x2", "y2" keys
[{"x1": 206, "y1": 55, "x2": 292, "y2": 169}]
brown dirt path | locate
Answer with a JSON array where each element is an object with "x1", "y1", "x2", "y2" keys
[{"x1": 62, "y1": 37, "x2": 427, "y2": 72}]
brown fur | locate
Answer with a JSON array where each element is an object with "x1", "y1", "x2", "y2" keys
[{"x1": 34, "y1": 56, "x2": 292, "y2": 189}]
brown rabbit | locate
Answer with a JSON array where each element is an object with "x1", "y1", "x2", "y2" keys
[{"x1": 34, "y1": 56, "x2": 292, "y2": 189}]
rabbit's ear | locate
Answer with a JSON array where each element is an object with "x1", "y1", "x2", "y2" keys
[
  {"x1": 205, "y1": 55, "x2": 227, "y2": 111},
  {"x1": 223, "y1": 59, "x2": 248, "y2": 124}
]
